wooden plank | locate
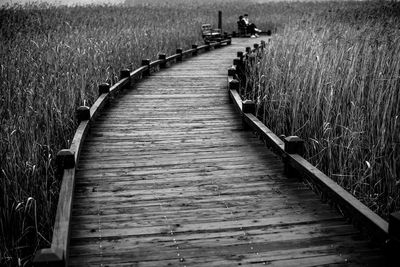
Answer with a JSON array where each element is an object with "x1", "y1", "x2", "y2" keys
[
  {"x1": 244, "y1": 113, "x2": 285, "y2": 157},
  {"x1": 34, "y1": 168, "x2": 76, "y2": 265},
  {"x1": 289, "y1": 154, "x2": 389, "y2": 241},
  {"x1": 68, "y1": 235, "x2": 374, "y2": 265},
  {"x1": 65, "y1": 37, "x2": 385, "y2": 267},
  {"x1": 68, "y1": 223, "x2": 360, "y2": 255}
]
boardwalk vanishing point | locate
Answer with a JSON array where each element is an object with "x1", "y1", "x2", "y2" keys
[{"x1": 43, "y1": 38, "x2": 389, "y2": 266}]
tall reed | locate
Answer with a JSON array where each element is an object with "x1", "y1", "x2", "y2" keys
[
  {"x1": 245, "y1": 1, "x2": 400, "y2": 220},
  {"x1": 0, "y1": 1, "x2": 297, "y2": 265}
]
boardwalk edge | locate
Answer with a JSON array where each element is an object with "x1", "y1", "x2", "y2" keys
[
  {"x1": 227, "y1": 39, "x2": 400, "y2": 261},
  {"x1": 33, "y1": 38, "x2": 232, "y2": 266}
]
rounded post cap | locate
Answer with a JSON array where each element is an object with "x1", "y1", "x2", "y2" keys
[
  {"x1": 176, "y1": 48, "x2": 183, "y2": 53},
  {"x1": 285, "y1": 136, "x2": 303, "y2": 142},
  {"x1": 229, "y1": 79, "x2": 240, "y2": 90},
  {"x1": 76, "y1": 105, "x2": 90, "y2": 122},
  {"x1": 98, "y1": 83, "x2": 110, "y2": 95},
  {"x1": 242, "y1": 100, "x2": 256, "y2": 114},
  {"x1": 284, "y1": 136, "x2": 305, "y2": 154},
  {"x1": 158, "y1": 53, "x2": 167, "y2": 60},
  {"x1": 243, "y1": 99, "x2": 255, "y2": 105},
  {"x1": 141, "y1": 59, "x2": 151, "y2": 65},
  {"x1": 56, "y1": 149, "x2": 75, "y2": 169},
  {"x1": 228, "y1": 67, "x2": 236, "y2": 76},
  {"x1": 192, "y1": 44, "x2": 198, "y2": 49},
  {"x1": 120, "y1": 69, "x2": 130, "y2": 79}
]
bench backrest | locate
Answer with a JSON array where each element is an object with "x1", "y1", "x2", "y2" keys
[
  {"x1": 202, "y1": 24, "x2": 212, "y2": 35},
  {"x1": 237, "y1": 21, "x2": 248, "y2": 36}
]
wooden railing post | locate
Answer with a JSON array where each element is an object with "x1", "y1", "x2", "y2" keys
[
  {"x1": 120, "y1": 69, "x2": 130, "y2": 89},
  {"x1": 242, "y1": 100, "x2": 255, "y2": 130},
  {"x1": 76, "y1": 106, "x2": 90, "y2": 123},
  {"x1": 228, "y1": 79, "x2": 239, "y2": 91},
  {"x1": 228, "y1": 79, "x2": 239, "y2": 103},
  {"x1": 176, "y1": 48, "x2": 183, "y2": 62},
  {"x1": 233, "y1": 58, "x2": 243, "y2": 75},
  {"x1": 245, "y1": 46, "x2": 251, "y2": 54},
  {"x1": 98, "y1": 83, "x2": 110, "y2": 95},
  {"x1": 120, "y1": 69, "x2": 130, "y2": 80},
  {"x1": 284, "y1": 136, "x2": 304, "y2": 177},
  {"x1": 233, "y1": 57, "x2": 244, "y2": 81},
  {"x1": 205, "y1": 41, "x2": 211, "y2": 51},
  {"x1": 233, "y1": 58, "x2": 242, "y2": 67},
  {"x1": 388, "y1": 211, "x2": 400, "y2": 261},
  {"x1": 56, "y1": 149, "x2": 75, "y2": 172},
  {"x1": 141, "y1": 59, "x2": 151, "y2": 76},
  {"x1": 237, "y1": 51, "x2": 244, "y2": 61},
  {"x1": 192, "y1": 44, "x2": 198, "y2": 56},
  {"x1": 253, "y1": 43, "x2": 259, "y2": 51},
  {"x1": 159, "y1": 53, "x2": 167, "y2": 68},
  {"x1": 228, "y1": 66, "x2": 236, "y2": 77},
  {"x1": 34, "y1": 248, "x2": 64, "y2": 266}
]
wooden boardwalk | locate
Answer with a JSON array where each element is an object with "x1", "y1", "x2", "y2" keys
[{"x1": 68, "y1": 38, "x2": 384, "y2": 266}]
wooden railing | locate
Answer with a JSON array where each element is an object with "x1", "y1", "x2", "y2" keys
[
  {"x1": 227, "y1": 40, "x2": 400, "y2": 262},
  {"x1": 33, "y1": 38, "x2": 232, "y2": 267}
]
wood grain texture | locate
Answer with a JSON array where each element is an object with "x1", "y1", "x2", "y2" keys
[{"x1": 68, "y1": 38, "x2": 385, "y2": 266}]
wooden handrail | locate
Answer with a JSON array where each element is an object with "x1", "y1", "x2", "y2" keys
[
  {"x1": 288, "y1": 153, "x2": 388, "y2": 239},
  {"x1": 128, "y1": 66, "x2": 147, "y2": 81},
  {"x1": 149, "y1": 59, "x2": 163, "y2": 68},
  {"x1": 243, "y1": 113, "x2": 284, "y2": 157},
  {"x1": 166, "y1": 54, "x2": 179, "y2": 62},
  {"x1": 182, "y1": 48, "x2": 196, "y2": 57},
  {"x1": 33, "y1": 37, "x2": 232, "y2": 266},
  {"x1": 228, "y1": 40, "x2": 399, "y2": 255}
]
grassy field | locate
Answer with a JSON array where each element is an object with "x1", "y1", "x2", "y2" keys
[
  {"x1": 0, "y1": 1, "x2": 290, "y2": 264},
  {"x1": 244, "y1": 1, "x2": 400, "y2": 222},
  {"x1": 0, "y1": 0, "x2": 398, "y2": 265}
]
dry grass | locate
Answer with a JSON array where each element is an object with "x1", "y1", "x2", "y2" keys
[
  {"x1": 0, "y1": 0, "x2": 288, "y2": 265},
  {"x1": 245, "y1": 1, "x2": 400, "y2": 221},
  {"x1": 3, "y1": 0, "x2": 397, "y2": 265}
]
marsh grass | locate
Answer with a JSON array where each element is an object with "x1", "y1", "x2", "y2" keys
[
  {"x1": 0, "y1": 1, "x2": 297, "y2": 265},
  {"x1": 245, "y1": 1, "x2": 400, "y2": 221},
  {"x1": 2, "y1": 0, "x2": 397, "y2": 265}
]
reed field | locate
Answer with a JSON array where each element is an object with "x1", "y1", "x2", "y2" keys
[
  {"x1": 244, "y1": 1, "x2": 400, "y2": 223},
  {"x1": 0, "y1": 0, "x2": 397, "y2": 265},
  {"x1": 0, "y1": 0, "x2": 288, "y2": 264}
]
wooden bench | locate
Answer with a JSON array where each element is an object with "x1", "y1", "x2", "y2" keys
[
  {"x1": 237, "y1": 21, "x2": 250, "y2": 37},
  {"x1": 201, "y1": 24, "x2": 222, "y2": 43}
]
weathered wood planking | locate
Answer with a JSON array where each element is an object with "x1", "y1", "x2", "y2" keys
[{"x1": 68, "y1": 39, "x2": 385, "y2": 266}]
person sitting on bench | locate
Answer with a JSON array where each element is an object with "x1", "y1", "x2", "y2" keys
[
  {"x1": 237, "y1": 15, "x2": 249, "y2": 36},
  {"x1": 243, "y1": 14, "x2": 261, "y2": 37},
  {"x1": 238, "y1": 15, "x2": 247, "y2": 30}
]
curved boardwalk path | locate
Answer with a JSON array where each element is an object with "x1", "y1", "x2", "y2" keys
[{"x1": 68, "y1": 38, "x2": 383, "y2": 266}]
